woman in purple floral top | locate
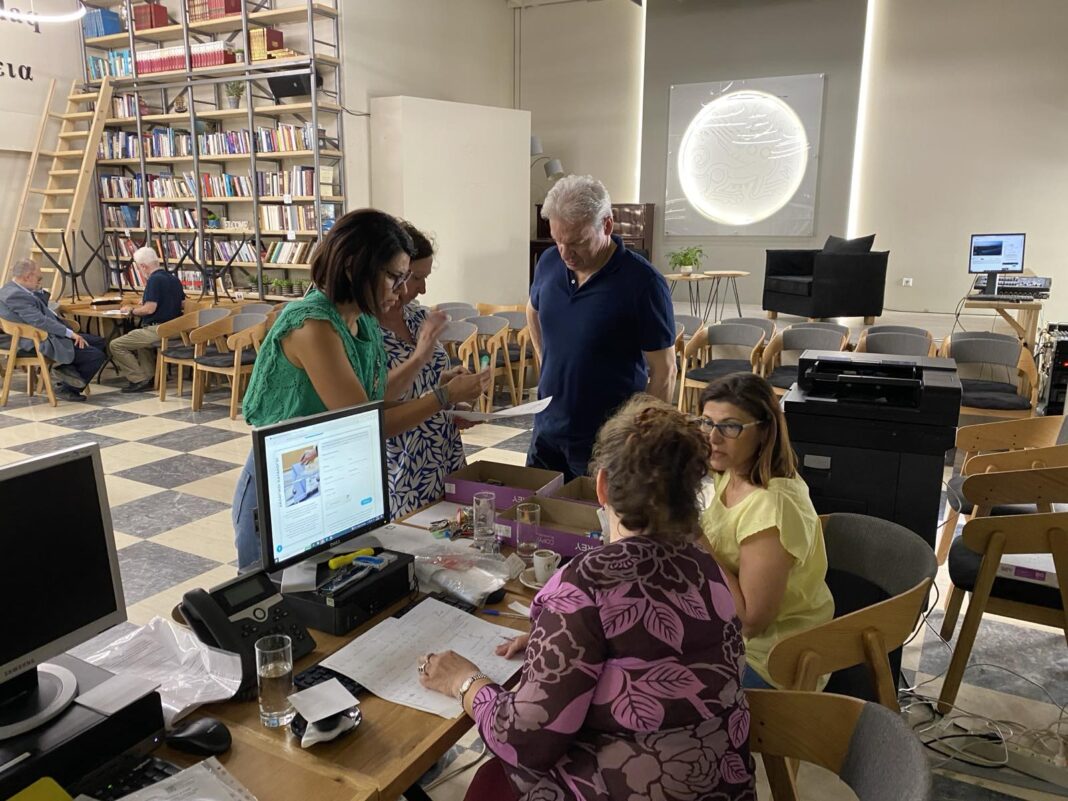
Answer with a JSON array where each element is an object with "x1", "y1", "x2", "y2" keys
[{"x1": 419, "y1": 396, "x2": 756, "y2": 801}]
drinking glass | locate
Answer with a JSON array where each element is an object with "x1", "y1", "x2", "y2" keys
[
  {"x1": 472, "y1": 491, "x2": 497, "y2": 554},
  {"x1": 255, "y1": 634, "x2": 295, "y2": 728},
  {"x1": 515, "y1": 502, "x2": 540, "y2": 563}
]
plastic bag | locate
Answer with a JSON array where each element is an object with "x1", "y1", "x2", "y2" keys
[{"x1": 413, "y1": 545, "x2": 511, "y2": 607}]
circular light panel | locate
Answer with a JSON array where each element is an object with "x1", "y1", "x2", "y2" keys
[{"x1": 677, "y1": 89, "x2": 809, "y2": 226}]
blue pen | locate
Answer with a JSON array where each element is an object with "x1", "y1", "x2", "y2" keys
[{"x1": 479, "y1": 609, "x2": 528, "y2": 620}]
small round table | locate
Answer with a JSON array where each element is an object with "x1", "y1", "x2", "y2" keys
[
  {"x1": 665, "y1": 273, "x2": 719, "y2": 323},
  {"x1": 703, "y1": 270, "x2": 750, "y2": 322}
]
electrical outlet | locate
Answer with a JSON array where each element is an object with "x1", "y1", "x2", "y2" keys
[{"x1": 902, "y1": 277, "x2": 914, "y2": 287}]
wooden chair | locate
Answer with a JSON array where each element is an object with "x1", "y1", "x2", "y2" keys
[
  {"x1": 940, "y1": 332, "x2": 1038, "y2": 419},
  {"x1": 748, "y1": 689, "x2": 931, "y2": 801},
  {"x1": 434, "y1": 302, "x2": 478, "y2": 321},
  {"x1": 489, "y1": 310, "x2": 535, "y2": 403},
  {"x1": 761, "y1": 326, "x2": 848, "y2": 396},
  {"x1": 470, "y1": 315, "x2": 516, "y2": 411},
  {"x1": 935, "y1": 415, "x2": 1067, "y2": 564},
  {"x1": 766, "y1": 513, "x2": 936, "y2": 711},
  {"x1": 234, "y1": 302, "x2": 275, "y2": 315},
  {"x1": 439, "y1": 321, "x2": 478, "y2": 374},
  {"x1": 0, "y1": 318, "x2": 58, "y2": 406},
  {"x1": 156, "y1": 307, "x2": 232, "y2": 401},
  {"x1": 475, "y1": 302, "x2": 523, "y2": 315},
  {"x1": 677, "y1": 323, "x2": 764, "y2": 413},
  {"x1": 674, "y1": 313, "x2": 703, "y2": 340},
  {"x1": 939, "y1": 502, "x2": 1068, "y2": 714},
  {"x1": 190, "y1": 312, "x2": 267, "y2": 419},
  {"x1": 856, "y1": 330, "x2": 936, "y2": 357}
]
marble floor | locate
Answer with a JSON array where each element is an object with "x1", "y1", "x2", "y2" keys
[{"x1": 6, "y1": 301, "x2": 1063, "y2": 799}]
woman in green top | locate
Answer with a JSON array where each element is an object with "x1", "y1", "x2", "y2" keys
[
  {"x1": 233, "y1": 209, "x2": 488, "y2": 569},
  {"x1": 697, "y1": 373, "x2": 833, "y2": 689}
]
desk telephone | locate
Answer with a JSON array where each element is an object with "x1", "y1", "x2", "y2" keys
[{"x1": 180, "y1": 571, "x2": 315, "y2": 693}]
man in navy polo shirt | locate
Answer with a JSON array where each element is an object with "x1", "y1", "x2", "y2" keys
[{"x1": 526, "y1": 174, "x2": 676, "y2": 481}]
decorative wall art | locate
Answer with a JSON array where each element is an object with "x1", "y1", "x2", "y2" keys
[{"x1": 665, "y1": 73, "x2": 824, "y2": 236}]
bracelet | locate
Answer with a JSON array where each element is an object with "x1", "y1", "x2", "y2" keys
[
  {"x1": 432, "y1": 384, "x2": 452, "y2": 411},
  {"x1": 457, "y1": 672, "x2": 491, "y2": 703}
]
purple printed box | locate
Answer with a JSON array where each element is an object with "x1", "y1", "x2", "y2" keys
[
  {"x1": 544, "y1": 476, "x2": 598, "y2": 506},
  {"x1": 496, "y1": 496, "x2": 603, "y2": 559},
  {"x1": 443, "y1": 460, "x2": 563, "y2": 510}
]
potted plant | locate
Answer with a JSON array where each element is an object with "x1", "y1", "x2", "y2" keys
[
  {"x1": 668, "y1": 245, "x2": 704, "y2": 276},
  {"x1": 269, "y1": 277, "x2": 284, "y2": 296},
  {"x1": 224, "y1": 81, "x2": 245, "y2": 110}
]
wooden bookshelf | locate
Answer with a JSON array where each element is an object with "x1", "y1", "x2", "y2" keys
[{"x1": 81, "y1": 0, "x2": 348, "y2": 299}]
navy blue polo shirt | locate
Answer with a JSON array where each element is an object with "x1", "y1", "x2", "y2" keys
[
  {"x1": 530, "y1": 235, "x2": 675, "y2": 447},
  {"x1": 142, "y1": 269, "x2": 185, "y2": 326}
]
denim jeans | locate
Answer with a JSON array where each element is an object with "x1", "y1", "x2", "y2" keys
[
  {"x1": 232, "y1": 448, "x2": 262, "y2": 572},
  {"x1": 742, "y1": 664, "x2": 775, "y2": 690}
]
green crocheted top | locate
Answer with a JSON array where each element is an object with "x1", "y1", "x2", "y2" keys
[{"x1": 242, "y1": 289, "x2": 386, "y2": 427}]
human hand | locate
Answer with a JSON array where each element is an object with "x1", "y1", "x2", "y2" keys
[
  {"x1": 415, "y1": 311, "x2": 448, "y2": 359},
  {"x1": 72, "y1": 333, "x2": 88, "y2": 349},
  {"x1": 300, "y1": 449, "x2": 316, "y2": 465},
  {"x1": 494, "y1": 633, "x2": 529, "y2": 659},
  {"x1": 438, "y1": 365, "x2": 469, "y2": 384},
  {"x1": 445, "y1": 369, "x2": 491, "y2": 404},
  {"x1": 417, "y1": 650, "x2": 480, "y2": 697}
]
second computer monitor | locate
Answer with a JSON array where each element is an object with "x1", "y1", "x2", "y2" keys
[
  {"x1": 253, "y1": 402, "x2": 389, "y2": 573},
  {"x1": 969, "y1": 233, "x2": 1025, "y2": 274}
]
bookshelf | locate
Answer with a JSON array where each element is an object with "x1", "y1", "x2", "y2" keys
[{"x1": 79, "y1": 0, "x2": 349, "y2": 301}]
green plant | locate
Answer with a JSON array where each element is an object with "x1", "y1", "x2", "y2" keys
[
  {"x1": 224, "y1": 81, "x2": 245, "y2": 98},
  {"x1": 668, "y1": 246, "x2": 704, "y2": 270}
]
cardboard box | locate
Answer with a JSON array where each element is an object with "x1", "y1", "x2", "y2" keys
[
  {"x1": 545, "y1": 476, "x2": 598, "y2": 506},
  {"x1": 496, "y1": 496, "x2": 603, "y2": 559},
  {"x1": 444, "y1": 460, "x2": 563, "y2": 510}
]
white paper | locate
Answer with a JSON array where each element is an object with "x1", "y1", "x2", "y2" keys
[
  {"x1": 78, "y1": 617, "x2": 243, "y2": 727},
  {"x1": 321, "y1": 598, "x2": 522, "y2": 718},
  {"x1": 74, "y1": 673, "x2": 159, "y2": 716},
  {"x1": 111, "y1": 757, "x2": 255, "y2": 801},
  {"x1": 404, "y1": 501, "x2": 466, "y2": 530},
  {"x1": 288, "y1": 677, "x2": 359, "y2": 722},
  {"x1": 444, "y1": 396, "x2": 552, "y2": 423},
  {"x1": 509, "y1": 601, "x2": 532, "y2": 616}
]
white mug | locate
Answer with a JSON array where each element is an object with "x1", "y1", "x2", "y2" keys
[{"x1": 533, "y1": 549, "x2": 561, "y2": 584}]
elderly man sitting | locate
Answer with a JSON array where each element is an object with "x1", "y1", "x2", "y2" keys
[{"x1": 0, "y1": 258, "x2": 106, "y2": 402}]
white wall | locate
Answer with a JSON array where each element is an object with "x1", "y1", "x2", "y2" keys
[
  {"x1": 854, "y1": 0, "x2": 1068, "y2": 320},
  {"x1": 517, "y1": 0, "x2": 645, "y2": 213},
  {"x1": 370, "y1": 96, "x2": 530, "y2": 307},
  {"x1": 639, "y1": 0, "x2": 867, "y2": 296},
  {"x1": 342, "y1": 0, "x2": 515, "y2": 208}
]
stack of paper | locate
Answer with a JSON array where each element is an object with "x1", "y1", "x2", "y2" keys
[{"x1": 321, "y1": 598, "x2": 522, "y2": 717}]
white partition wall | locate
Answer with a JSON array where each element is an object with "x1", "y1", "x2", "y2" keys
[{"x1": 370, "y1": 96, "x2": 531, "y2": 307}]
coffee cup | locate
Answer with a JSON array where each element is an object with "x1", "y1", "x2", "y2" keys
[{"x1": 533, "y1": 549, "x2": 561, "y2": 584}]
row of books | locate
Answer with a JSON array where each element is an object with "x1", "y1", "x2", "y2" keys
[
  {"x1": 257, "y1": 205, "x2": 319, "y2": 232},
  {"x1": 199, "y1": 129, "x2": 252, "y2": 156},
  {"x1": 103, "y1": 205, "x2": 143, "y2": 228},
  {"x1": 100, "y1": 170, "x2": 336, "y2": 202},
  {"x1": 82, "y1": 8, "x2": 122, "y2": 38},
  {"x1": 107, "y1": 235, "x2": 308, "y2": 268},
  {"x1": 98, "y1": 125, "x2": 334, "y2": 160},
  {"x1": 87, "y1": 49, "x2": 133, "y2": 80},
  {"x1": 254, "y1": 123, "x2": 321, "y2": 153},
  {"x1": 264, "y1": 241, "x2": 313, "y2": 264},
  {"x1": 135, "y1": 42, "x2": 236, "y2": 74}
]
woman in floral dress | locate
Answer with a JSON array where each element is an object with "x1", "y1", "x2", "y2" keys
[{"x1": 418, "y1": 396, "x2": 756, "y2": 801}]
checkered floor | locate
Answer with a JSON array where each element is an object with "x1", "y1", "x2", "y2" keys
[{"x1": 7, "y1": 301, "x2": 1067, "y2": 800}]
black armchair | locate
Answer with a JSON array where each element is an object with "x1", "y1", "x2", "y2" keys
[{"x1": 762, "y1": 247, "x2": 889, "y2": 323}]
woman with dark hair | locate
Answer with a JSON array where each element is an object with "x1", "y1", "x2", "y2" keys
[
  {"x1": 231, "y1": 209, "x2": 488, "y2": 569},
  {"x1": 417, "y1": 396, "x2": 755, "y2": 801},
  {"x1": 378, "y1": 222, "x2": 473, "y2": 516},
  {"x1": 697, "y1": 372, "x2": 833, "y2": 689}
]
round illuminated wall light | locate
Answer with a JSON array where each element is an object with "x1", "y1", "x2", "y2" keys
[{"x1": 677, "y1": 89, "x2": 810, "y2": 226}]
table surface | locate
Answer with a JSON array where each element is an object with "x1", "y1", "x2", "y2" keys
[
  {"x1": 962, "y1": 298, "x2": 1042, "y2": 310},
  {"x1": 203, "y1": 535, "x2": 534, "y2": 801},
  {"x1": 702, "y1": 270, "x2": 750, "y2": 278},
  {"x1": 664, "y1": 272, "x2": 715, "y2": 281}
]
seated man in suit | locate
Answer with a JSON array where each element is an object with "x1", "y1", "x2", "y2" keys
[{"x1": 0, "y1": 258, "x2": 106, "y2": 402}]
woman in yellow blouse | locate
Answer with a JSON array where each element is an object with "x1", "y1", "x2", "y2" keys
[{"x1": 698, "y1": 372, "x2": 833, "y2": 689}]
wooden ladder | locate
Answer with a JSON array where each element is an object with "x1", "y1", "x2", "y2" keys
[{"x1": 1, "y1": 77, "x2": 114, "y2": 296}]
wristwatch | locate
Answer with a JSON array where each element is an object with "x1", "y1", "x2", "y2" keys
[
  {"x1": 432, "y1": 384, "x2": 453, "y2": 411},
  {"x1": 457, "y1": 672, "x2": 491, "y2": 703}
]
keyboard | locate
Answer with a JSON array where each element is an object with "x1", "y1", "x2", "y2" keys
[
  {"x1": 293, "y1": 662, "x2": 365, "y2": 696},
  {"x1": 394, "y1": 591, "x2": 477, "y2": 618},
  {"x1": 75, "y1": 754, "x2": 181, "y2": 801},
  {"x1": 970, "y1": 293, "x2": 1028, "y2": 302}
]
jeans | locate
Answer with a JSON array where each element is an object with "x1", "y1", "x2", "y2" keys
[
  {"x1": 742, "y1": 664, "x2": 775, "y2": 690},
  {"x1": 232, "y1": 448, "x2": 262, "y2": 572},
  {"x1": 526, "y1": 430, "x2": 592, "y2": 483},
  {"x1": 71, "y1": 333, "x2": 108, "y2": 383}
]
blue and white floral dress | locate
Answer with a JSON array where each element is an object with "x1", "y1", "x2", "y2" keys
[{"x1": 382, "y1": 304, "x2": 466, "y2": 518}]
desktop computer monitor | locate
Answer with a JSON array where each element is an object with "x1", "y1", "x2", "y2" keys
[
  {"x1": 968, "y1": 233, "x2": 1026, "y2": 274},
  {"x1": 253, "y1": 402, "x2": 389, "y2": 573},
  {"x1": 0, "y1": 444, "x2": 126, "y2": 740}
]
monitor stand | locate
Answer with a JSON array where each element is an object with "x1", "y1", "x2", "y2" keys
[{"x1": 0, "y1": 663, "x2": 78, "y2": 740}]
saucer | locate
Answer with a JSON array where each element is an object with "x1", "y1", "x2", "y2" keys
[{"x1": 519, "y1": 567, "x2": 546, "y2": 591}]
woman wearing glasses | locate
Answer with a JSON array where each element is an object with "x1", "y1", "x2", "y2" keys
[
  {"x1": 232, "y1": 209, "x2": 489, "y2": 570},
  {"x1": 697, "y1": 372, "x2": 833, "y2": 689}
]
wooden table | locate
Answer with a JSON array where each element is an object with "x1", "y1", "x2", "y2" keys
[
  {"x1": 702, "y1": 271, "x2": 750, "y2": 322},
  {"x1": 206, "y1": 579, "x2": 533, "y2": 800},
  {"x1": 962, "y1": 298, "x2": 1042, "y2": 350},
  {"x1": 665, "y1": 273, "x2": 718, "y2": 323}
]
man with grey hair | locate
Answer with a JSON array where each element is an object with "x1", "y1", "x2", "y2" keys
[
  {"x1": 0, "y1": 258, "x2": 107, "y2": 402},
  {"x1": 109, "y1": 246, "x2": 186, "y2": 392},
  {"x1": 526, "y1": 174, "x2": 676, "y2": 481}
]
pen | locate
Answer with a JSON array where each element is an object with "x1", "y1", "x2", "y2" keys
[
  {"x1": 479, "y1": 610, "x2": 528, "y2": 619},
  {"x1": 327, "y1": 548, "x2": 375, "y2": 570}
]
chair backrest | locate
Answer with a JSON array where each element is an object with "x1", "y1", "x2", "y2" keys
[
  {"x1": 470, "y1": 315, "x2": 508, "y2": 336},
  {"x1": 439, "y1": 321, "x2": 477, "y2": 344},
  {"x1": 866, "y1": 324, "x2": 931, "y2": 339},
  {"x1": 230, "y1": 312, "x2": 268, "y2": 334},
  {"x1": 494, "y1": 311, "x2": 528, "y2": 331},
  {"x1": 961, "y1": 464, "x2": 1068, "y2": 511},
  {"x1": 476, "y1": 302, "x2": 523, "y2": 315},
  {"x1": 198, "y1": 308, "x2": 231, "y2": 326},
  {"x1": 675, "y1": 314, "x2": 703, "y2": 338},
  {"x1": 732, "y1": 316, "x2": 777, "y2": 342},
  {"x1": 790, "y1": 321, "x2": 850, "y2": 338},
  {"x1": 945, "y1": 334, "x2": 1022, "y2": 385},
  {"x1": 706, "y1": 322, "x2": 766, "y2": 348},
  {"x1": 235, "y1": 302, "x2": 274, "y2": 315},
  {"x1": 444, "y1": 309, "x2": 478, "y2": 321},
  {"x1": 962, "y1": 510, "x2": 1068, "y2": 559},
  {"x1": 965, "y1": 443, "x2": 1068, "y2": 475},
  {"x1": 957, "y1": 415, "x2": 1066, "y2": 456},
  {"x1": 822, "y1": 513, "x2": 938, "y2": 598},
  {"x1": 436, "y1": 302, "x2": 477, "y2": 314},
  {"x1": 674, "y1": 321, "x2": 685, "y2": 342},
  {"x1": 747, "y1": 690, "x2": 931, "y2": 801},
  {"x1": 860, "y1": 332, "x2": 934, "y2": 357},
  {"x1": 779, "y1": 327, "x2": 848, "y2": 364}
]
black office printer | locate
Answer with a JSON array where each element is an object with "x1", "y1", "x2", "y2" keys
[{"x1": 783, "y1": 351, "x2": 961, "y2": 546}]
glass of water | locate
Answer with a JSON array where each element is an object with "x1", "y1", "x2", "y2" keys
[
  {"x1": 472, "y1": 491, "x2": 497, "y2": 554},
  {"x1": 515, "y1": 502, "x2": 540, "y2": 563},
  {"x1": 255, "y1": 634, "x2": 295, "y2": 728}
]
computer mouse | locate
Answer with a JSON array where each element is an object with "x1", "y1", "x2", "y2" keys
[{"x1": 166, "y1": 716, "x2": 232, "y2": 756}]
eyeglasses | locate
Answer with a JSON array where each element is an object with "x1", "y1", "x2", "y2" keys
[
  {"x1": 386, "y1": 270, "x2": 411, "y2": 291},
  {"x1": 690, "y1": 417, "x2": 763, "y2": 439}
]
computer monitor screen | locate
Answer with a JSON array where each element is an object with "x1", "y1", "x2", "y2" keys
[
  {"x1": 254, "y1": 403, "x2": 389, "y2": 573},
  {"x1": 0, "y1": 445, "x2": 125, "y2": 684},
  {"x1": 968, "y1": 233, "x2": 1026, "y2": 274}
]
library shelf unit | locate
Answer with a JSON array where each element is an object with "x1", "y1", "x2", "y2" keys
[{"x1": 79, "y1": 0, "x2": 350, "y2": 301}]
